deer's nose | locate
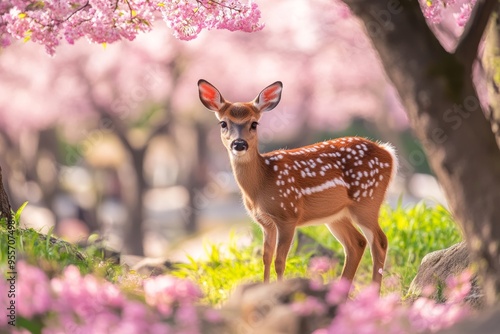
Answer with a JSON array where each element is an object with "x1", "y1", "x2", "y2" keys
[{"x1": 231, "y1": 139, "x2": 248, "y2": 152}]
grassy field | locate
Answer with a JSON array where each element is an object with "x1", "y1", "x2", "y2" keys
[
  {"x1": 172, "y1": 201, "x2": 463, "y2": 304},
  {"x1": 0, "y1": 201, "x2": 463, "y2": 306}
]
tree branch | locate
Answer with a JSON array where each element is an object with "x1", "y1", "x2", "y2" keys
[
  {"x1": 455, "y1": 0, "x2": 498, "y2": 68},
  {"x1": 342, "y1": 0, "x2": 452, "y2": 104}
]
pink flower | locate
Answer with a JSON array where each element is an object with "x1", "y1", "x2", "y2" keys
[
  {"x1": 204, "y1": 309, "x2": 223, "y2": 324},
  {"x1": 445, "y1": 270, "x2": 472, "y2": 303},
  {"x1": 48, "y1": 265, "x2": 130, "y2": 332},
  {"x1": 453, "y1": 1, "x2": 476, "y2": 27},
  {"x1": 325, "y1": 278, "x2": 351, "y2": 305},
  {"x1": 176, "y1": 303, "x2": 200, "y2": 332},
  {"x1": 17, "y1": 262, "x2": 52, "y2": 318},
  {"x1": 144, "y1": 275, "x2": 202, "y2": 316},
  {"x1": 0, "y1": 0, "x2": 264, "y2": 54},
  {"x1": 327, "y1": 285, "x2": 407, "y2": 333},
  {"x1": 291, "y1": 296, "x2": 327, "y2": 316},
  {"x1": 420, "y1": 0, "x2": 443, "y2": 24},
  {"x1": 309, "y1": 256, "x2": 336, "y2": 275}
]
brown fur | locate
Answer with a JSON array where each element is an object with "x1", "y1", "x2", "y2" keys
[{"x1": 198, "y1": 80, "x2": 397, "y2": 288}]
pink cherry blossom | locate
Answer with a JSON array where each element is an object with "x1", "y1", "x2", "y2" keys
[
  {"x1": 445, "y1": 269, "x2": 473, "y2": 303},
  {"x1": 419, "y1": 0, "x2": 476, "y2": 26},
  {"x1": 453, "y1": 1, "x2": 477, "y2": 27},
  {"x1": 309, "y1": 256, "x2": 336, "y2": 275},
  {"x1": 0, "y1": 0, "x2": 263, "y2": 55},
  {"x1": 5, "y1": 261, "x2": 476, "y2": 333},
  {"x1": 17, "y1": 261, "x2": 52, "y2": 318},
  {"x1": 325, "y1": 278, "x2": 352, "y2": 305},
  {"x1": 291, "y1": 296, "x2": 328, "y2": 316},
  {"x1": 144, "y1": 275, "x2": 202, "y2": 316}
]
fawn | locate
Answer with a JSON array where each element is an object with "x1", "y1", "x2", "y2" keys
[{"x1": 198, "y1": 80, "x2": 398, "y2": 287}]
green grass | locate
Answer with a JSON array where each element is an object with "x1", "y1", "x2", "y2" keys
[
  {"x1": 0, "y1": 203, "x2": 121, "y2": 280},
  {"x1": 172, "y1": 201, "x2": 463, "y2": 304},
  {"x1": 1, "y1": 201, "x2": 463, "y2": 306},
  {"x1": 298, "y1": 201, "x2": 462, "y2": 290}
]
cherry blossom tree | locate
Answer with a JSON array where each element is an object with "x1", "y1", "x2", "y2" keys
[
  {"x1": 3, "y1": 0, "x2": 500, "y2": 305},
  {"x1": 0, "y1": 0, "x2": 403, "y2": 256},
  {"x1": 341, "y1": 0, "x2": 500, "y2": 305},
  {"x1": 0, "y1": 0, "x2": 263, "y2": 55}
]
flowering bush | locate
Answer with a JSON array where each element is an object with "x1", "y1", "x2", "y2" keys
[
  {"x1": 1, "y1": 260, "x2": 475, "y2": 334},
  {"x1": 3, "y1": 261, "x2": 210, "y2": 333},
  {"x1": 0, "y1": 0, "x2": 263, "y2": 55},
  {"x1": 306, "y1": 270, "x2": 473, "y2": 334}
]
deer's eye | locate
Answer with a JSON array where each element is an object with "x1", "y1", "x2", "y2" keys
[
  {"x1": 250, "y1": 122, "x2": 259, "y2": 130},
  {"x1": 220, "y1": 121, "x2": 228, "y2": 129}
]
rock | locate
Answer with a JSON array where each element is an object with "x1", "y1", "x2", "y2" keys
[
  {"x1": 120, "y1": 255, "x2": 182, "y2": 276},
  {"x1": 408, "y1": 242, "x2": 484, "y2": 308},
  {"x1": 79, "y1": 236, "x2": 121, "y2": 264},
  {"x1": 222, "y1": 278, "x2": 336, "y2": 334}
]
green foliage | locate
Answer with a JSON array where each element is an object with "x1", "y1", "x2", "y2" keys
[
  {"x1": 383, "y1": 201, "x2": 462, "y2": 288},
  {"x1": 171, "y1": 238, "x2": 312, "y2": 306},
  {"x1": 172, "y1": 201, "x2": 462, "y2": 304},
  {"x1": 1, "y1": 201, "x2": 462, "y2": 307},
  {"x1": 300, "y1": 201, "x2": 462, "y2": 292},
  {"x1": 0, "y1": 203, "x2": 119, "y2": 279},
  {"x1": 170, "y1": 231, "x2": 311, "y2": 305}
]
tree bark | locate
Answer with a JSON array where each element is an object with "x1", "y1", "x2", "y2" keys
[
  {"x1": 342, "y1": 0, "x2": 500, "y2": 305},
  {"x1": 0, "y1": 165, "x2": 12, "y2": 222},
  {"x1": 120, "y1": 148, "x2": 146, "y2": 256},
  {"x1": 482, "y1": 7, "x2": 500, "y2": 146}
]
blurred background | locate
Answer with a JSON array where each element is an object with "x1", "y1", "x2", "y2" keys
[{"x1": 0, "y1": 0, "x2": 449, "y2": 257}]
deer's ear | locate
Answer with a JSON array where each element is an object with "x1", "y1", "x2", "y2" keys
[
  {"x1": 198, "y1": 79, "x2": 226, "y2": 111},
  {"x1": 253, "y1": 81, "x2": 283, "y2": 112}
]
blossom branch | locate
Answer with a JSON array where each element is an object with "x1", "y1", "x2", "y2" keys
[
  {"x1": 455, "y1": 0, "x2": 498, "y2": 68},
  {"x1": 0, "y1": 0, "x2": 263, "y2": 55}
]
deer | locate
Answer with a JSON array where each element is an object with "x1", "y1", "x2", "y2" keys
[{"x1": 197, "y1": 79, "x2": 398, "y2": 288}]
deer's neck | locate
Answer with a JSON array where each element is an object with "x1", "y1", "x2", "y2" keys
[{"x1": 229, "y1": 150, "x2": 267, "y2": 201}]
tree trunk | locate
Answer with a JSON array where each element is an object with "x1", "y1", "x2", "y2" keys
[
  {"x1": 120, "y1": 148, "x2": 146, "y2": 256},
  {"x1": 483, "y1": 8, "x2": 500, "y2": 146},
  {"x1": 343, "y1": 0, "x2": 500, "y2": 305},
  {"x1": 0, "y1": 165, "x2": 12, "y2": 222}
]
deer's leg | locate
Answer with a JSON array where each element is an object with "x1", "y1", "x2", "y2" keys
[
  {"x1": 351, "y1": 209, "x2": 388, "y2": 287},
  {"x1": 261, "y1": 223, "x2": 277, "y2": 282},
  {"x1": 364, "y1": 225, "x2": 388, "y2": 287},
  {"x1": 274, "y1": 225, "x2": 296, "y2": 280},
  {"x1": 326, "y1": 218, "x2": 367, "y2": 282}
]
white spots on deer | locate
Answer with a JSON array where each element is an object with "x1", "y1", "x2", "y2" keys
[
  {"x1": 263, "y1": 137, "x2": 393, "y2": 209},
  {"x1": 300, "y1": 177, "x2": 349, "y2": 196}
]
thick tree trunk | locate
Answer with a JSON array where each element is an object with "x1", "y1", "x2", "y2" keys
[
  {"x1": 120, "y1": 148, "x2": 146, "y2": 255},
  {"x1": 343, "y1": 0, "x2": 500, "y2": 305}
]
